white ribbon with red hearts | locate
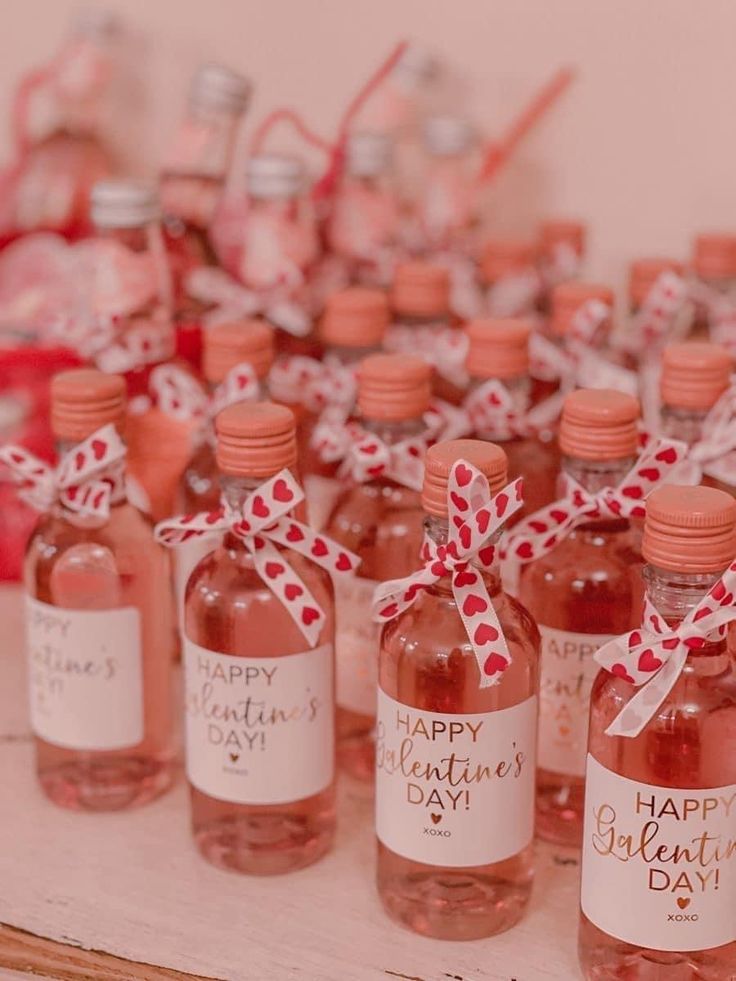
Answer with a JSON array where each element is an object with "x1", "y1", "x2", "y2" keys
[
  {"x1": 625, "y1": 271, "x2": 689, "y2": 354},
  {"x1": 372, "y1": 461, "x2": 524, "y2": 687},
  {"x1": 334, "y1": 424, "x2": 427, "y2": 491},
  {"x1": 384, "y1": 322, "x2": 469, "y2": 388},
  {"x1": 486, "y1": 268, "x2": 542, "y2": 318},
  {"x1": 689, "y1": 280, "x2": 736, "y2": 353},
  {"x1": 540, "y1": 241, "x2": 582, "y2": 290},
  {"x1": 426, "y1": 380, "x2": 532, "y2": 443},
  {"x1": 529, "y1": 297, "x2": 611, "y2": 385},
  {"x1": 0, "y1": 424, "x2": 127, "y2": 519},
  {"x1": 147, "y1": 362, "x2": 261, "y2": 427},
  {"x1": 185, "y1": 266, "x2": 311, "y2": 337},
  {"x1": 683, "y1": 381, "x2": 736, "y2": 486},
  {"x1": 595, "y1": 563, "x2": 736, "y2": 737},
  {"x1": 154, "y1": 469, "x2": 360, "y2": 646},
  {"x1": 504, "y1": 438, "x2": 689, "y2": 563}
]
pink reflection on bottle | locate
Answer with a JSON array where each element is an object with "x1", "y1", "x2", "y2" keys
[
  {"x1": 24, "y1": 369, "x2": 176, "y2": 810},
  {"x1": 160, "y1": 63, "x2": 251, "y2": 334},
  {"x1": 181, "y1": 403, "x2": 335, "y2": 874},
  {"x1": 519, "y1": 390, "x2": 645, "y2": 847},
  {"x1": 323, "y1": 354, "x2": 430, "y2": 782},
  {"x1": 376, "y1": 439, "x2": 539, "y2": 940},
  {"x1": 579, "y1": 485, "x2": 736, "y2": 979},
  {"x1": 0, "y1": 12, "x2": 119, "y2": 243}
]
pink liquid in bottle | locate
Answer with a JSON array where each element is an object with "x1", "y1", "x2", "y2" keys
[
  {"x1": 688, "y1": 234, "x2": 736, "y2": 342},
  {"x1": 660, "y1": 341, "x2": 736, "y2": 496},
  {"x1": 579, "y1": 484, "x2": 736, "y2": 979},
  {"x1": 160, "y1": 63, "x2": 251, "y2": 343},
  {"x1": 519, "y1": 389, "x2": 646, "y2": 847},
  {"x1": 181, "y1": 402, "x2": 336, "y2": 874},
  {"x1": 323, "y1": 353, "x2": 431, "y2": 783},
  {"x1": 24, "y1": 369, "x2": 176, "y2": 810},
  {"x1": 376, "y1": 439, "x2": 539, "y2": 939}
]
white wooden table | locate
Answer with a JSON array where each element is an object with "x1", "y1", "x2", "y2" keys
[{"x1": 0, "y1": 586, "x2": 581, "y2": 980}]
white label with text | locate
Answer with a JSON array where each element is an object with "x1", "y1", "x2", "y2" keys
[
  {"x1": 581, "y1": 755, "x2": 736, "y2": 951},
  {"x1": 183, "y1": 638, "x2": 334, "y2": 805},
  {"x1": 335, "y1": 575, "x2": 379, "y2": 716},
  {"x1": 538, "y1": 625, "x2": 613, "y2": 778},
  {"x1": 375, "y1": 690, "x2": 537, "y2": 866},
  {"x1": 26, "y1": 596, "x2": 144, "y2": 751}
]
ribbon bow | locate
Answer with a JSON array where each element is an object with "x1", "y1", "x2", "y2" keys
[
  {"x1": 384, "y1": 322, "x2": 469, "y2": 388},
  {"x1": 689, "y1": 279, "x2": 736, "y2": 354},
  {"x1": 627, "y1": 271, "x2": 689, "y2": 354},
  {"x1": 0, "y1": 424, "x2": 127, "y2": 519},
  {"x1": 504, "y1": 438, "x2": 689, "y2": 563},
  {"x1": 372, "y1": 461, "x2": 524, "y2": 687},
  {"x1": 330, "y1": 424, "x2": 427, "y2": 491},
  {"x1": 682, "y1": 382, "x2": 736, "y2": 485},
  {"x1": 486, "y1": 268, "x2": 542, "y2": 318},
  {"x1": 185, "y1": 266, "x2": 311, "y2": 337},
  {"x1": 142, "y1": 363, "x2": 261, "y2": 434},
  {"x1": 426, "y1": 380, "x2": 532, "y2": 443},
  {"x1": 154, "y1": 469, "x2": 360, "y2": 646},
  {"x1": 595, "y1": 562, "x2": 736, "y2": 737}
]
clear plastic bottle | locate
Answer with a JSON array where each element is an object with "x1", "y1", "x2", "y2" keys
[
  {"x1": 480, "y1": 238, "x2": 540, "y2": 319},
  {"x1": 463, "y1": 317, "x2": 559, "y2": 517},
  {"x1": 579, "y1": 484, "x2": 736, "y2": 979},
  {"x1": 376, "y1": 438, "x2": 539, "y2": 939},
  {"x1": 519, "y1": 389, "x2": 646, "y2": 846},
  {"x1": 418, "y1": 115, "x2": 476, "y2": 253},
  {"x1": 238, "y1": 154, "x2": 320, "y2": 357},
  {"x1": 24, "y1": 369, "x2": 176, "y2": 810},
  {"x1": 160, "y1": 63, "x2": 251, "y2": 340},
  {"x1": 689, "y1": 233, "x2": 736, "y2": 341},
  {"x1": 323, "y1": 353, "x2": 431, "y2": 782},
  {"x1": 181, "y1": 401, "x2": 336, "y2": 874},
  {"x1": 327, "y1": 132, "x2": 398, "y2": 286}
]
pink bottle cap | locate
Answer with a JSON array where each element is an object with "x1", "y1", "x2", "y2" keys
[
  {"x1": 660, "y1": 342, "x2": 732, "y2": 411},
  {"x1": 643, "y1": 484, "x2": 736, "y2": 573},
  {"x1": 480, "y1": 238, "x2": 537, "y2": 283},
  {"x1": 539, "y1": 219, "x2": 586, "y2": 259},
  {"x1": 215, "y1": 402, "x2": 297, "y2": 477},
  {"x1": 692, "y1": 234, "x2": 736, "y2": 280},
  {"x1": 628, "y1": 257, "x2": 685, "y2": 308},
  {"x1": 391, "y1": 261, "x2": 450, "y2": 318},
  {"x1": 550, "y1": 281, "x2": 614, "y2": 337},
  {"x1": 203, "y1": 319, "x2": 275, "y2": 384},
  {"x1": 320, "y1": 288, "x2": 389, "y2": 348},
  {"x1": 51, "y1": 369, "x2": 126, "y2": 441},
  {"x1": 464, "y1": 318, "x2": 531, "y2": 379},
  {"x1": 422, "y1": 439, "x2": 508, "y2": 517},
  {"x1": 559, "y1": 388, "x2": 640, "y2": 461},
  {"x1": 357, "y1": 353, "x2": 432, "y2": 422}
]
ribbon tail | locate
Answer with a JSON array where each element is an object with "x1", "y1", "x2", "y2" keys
[
  {"x1": 453, "y1": 576, "x2": 510, "y2": 689},
  {"x1": 265, "y1": 519, "x2": 361, "y2": 580},
  {"x1": 371, "y1": 565, "x2": 439, "y2": 622},
  {"x1": 604, "y1": 646, "x2": 689, "y2": 738},
  {"x1": 250, "y1": 538, "x2": 326, "y2": 647}
]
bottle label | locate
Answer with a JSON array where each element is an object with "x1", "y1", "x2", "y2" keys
[
  {"x1": 581, "y1": 755, "x2": 736, "y2": 951},
  {"x1": 183, "y1": 637, "x2": 334, "y2": 805},
  {"x1": 335, "y1": 575, "x2": 380, "y2": 716},
  {"x1": 25, "y1": 596, "x2": 144, "y2": 751},
  {"x1": 538, "y1": 625, "x2": 613, "y2": 778},
  {"x1": 375, "y1": 690, "x2": 537, "y2": 867}
]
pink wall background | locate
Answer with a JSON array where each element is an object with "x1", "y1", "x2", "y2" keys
[{"x1": 3, "y1": 0, "x2": 735, "y2": 297}]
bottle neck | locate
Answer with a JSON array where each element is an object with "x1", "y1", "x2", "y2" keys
[
  {"x1": 561, "y1": 455, "x2": 636, "y2": 494},
  {"x1": 360, "y1": 415, "x2": 426, "y2": 445},
  {"x1": 424, "y1": 515, "x2": 502, "y2": 596},
  {"x1": 393, "y1": 309, "x2": 449, "y2": 327},
  {"x1": 325, "y1": 342, "x2": 381, "y2": 366},
  {"x1": 660, "y1": 404, "x2": 708, "y2": 447},
  {"x1": 643, "y1": 565, "x2": 721, "y2": 622}
]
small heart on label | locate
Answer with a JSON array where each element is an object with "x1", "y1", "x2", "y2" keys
[
  {"x1": 229, "y1": 753, "x2": 239, "y2": 763},
  {"x1": 559, "y1": 725, "x2": 570, "y2": 737},
  {"x1": 677, "y1": 897, "x2": 691, "y2": 910},
  {"x1": 430, "y1": 813, "x2": 442, "y2": 825}
]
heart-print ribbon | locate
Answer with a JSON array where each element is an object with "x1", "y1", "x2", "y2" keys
[
  {"x1": 333, "y1": 424, "x2": 427, "y2": 491},
  {"x1": 503, "y1": 438, "x2": 689, "y2": 564},
  {"x1": 146, "y1": 363, "x2": 261, "y2": 431},
  {"x1": 626, "y1": 271, "x2": 689, "y2": 354},
  {"x1": 267, "y1": 354, "x2": 358, "y2": 415},
  {"x1": 681, "y1": 382, "x2": 736, "y2": 486},
  {"x1": 595, "y1": 563, "x2": 736, "y2": 737},
  {"x1": 372, "y1": 461, "x2": 524, "y2": 687},
  {"x1": 426, "y1": 380, "x2": 532, "y2": 443},
  {"x1": 0, "y1": 423, "x2": 127, "y2": 519},
  {"x1": 185, "y1": 266, "x2": 311, "y2": 337},
  {"x1": 384, "y1": 322, "x2": 469, "y2": 388},
  {"x1": 486, "y1": 268, "x2": 542, "y2": 318},
  {"x1": 154, "y1": 469, "x2": 360, "y2": 646},
  {"x1": 529, "y1": 297, "x2": 611, "y2": 385},
  {"x1": 540, "y1": 241, "x2": 582, "y2": 291}
]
